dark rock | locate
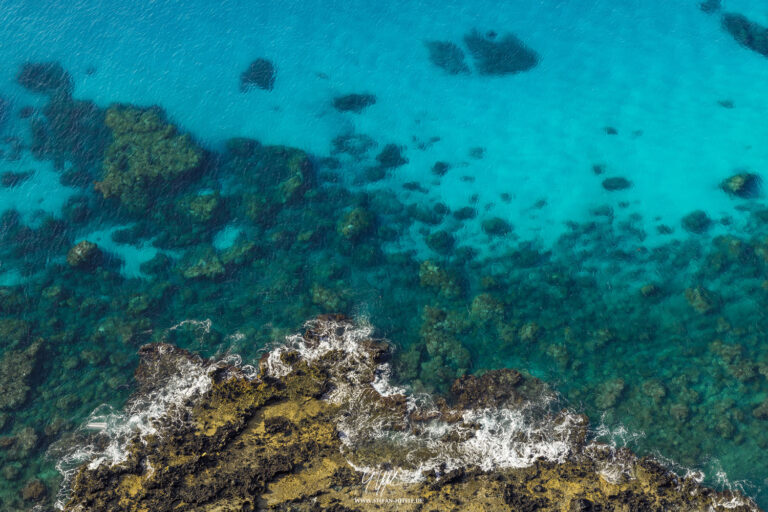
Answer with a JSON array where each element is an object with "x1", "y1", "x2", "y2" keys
[
  {"x1": 426, "y1": 230, "x2": 455, "y2": 254},
  {"x1": 453, "y1": 207, "x2": 477, "y2": 220},
  {"x1": 425, "y1": 41, "x2": 470, "y2": 75},
  {"x1": 482, "y1": 217, "x2": 512, "y2": 236},
  {"x1": 240, "y1": 58, "x2": 276, "y2": 91},
  {"x1": 464, "y1": 29, "x2": 539, "y2": 75},
  {"x1": 16, "y1": 62, "x2": 72, "y2": 95},
  {"x1": 681, "y1": 210, "x2": 711, "y2": 234},
  {"x1": 433, "y1": 203, "x2": 450, "y2": 216},
  {"x1": 700, "y1": 0, "x2": 721, "y2": 13},
  {"x1": 720, "y1": 172, "x2": 760, "y2": 198},
  {"x1": 0, "y1": 170, "x2": 33, "y2": 188},
  {"x1": 403, "y1": 181, "x2": 428, "y2": 193},
  {"x1": 332, "y1": 93, "x2": 376, "y2": 113},
  {"x1": 66, "y1": 240, "x2": 102, "y2": 269},
  {"x1": 432, "y1": 161, "x2": 451, "y2": 176},
  {"x1": 602, "y1": 177, "x2": 631, "y2": 191},
  {"x1": 376, "y1": 144, "x2": 408, "y2": 168},
  {"x1": 722, "y1": 13, "x2": 768, "y2": 58}
]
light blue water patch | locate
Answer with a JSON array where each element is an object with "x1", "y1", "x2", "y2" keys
[
  {"x1": 83, "y1": 225, "x2": 175, "y2": 278},
  {"x1": 2, "y1": 0, "x2": 767, "y2": 246},
  {"x1": 0, "y1": 153, "x2": 77, "y2": 225},
  {"x1": 213, "y1": 224, "x2": 243, "y2": 251}
]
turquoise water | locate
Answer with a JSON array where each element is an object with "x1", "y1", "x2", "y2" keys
[{"x1": 2, "y1": 0, "x2": 768, "y2": 508}]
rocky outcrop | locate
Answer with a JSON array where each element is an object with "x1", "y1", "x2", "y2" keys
[{"x1": 61, "y1": 317, "x2": 758, "y2": 512}]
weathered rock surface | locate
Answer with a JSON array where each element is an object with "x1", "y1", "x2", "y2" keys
[{"x1": 62, "y1": 317, "x2": 759, "y2": 511}]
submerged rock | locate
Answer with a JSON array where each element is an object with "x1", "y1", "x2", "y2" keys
[
  {"x1": 700, "y1": 0, "x2": 721, "y2": 13},
  {"x1": 722, "y1": 13, "x2": 768, "y2": 58},
  {"x1": 0, "y1": 341, "x2": 40, "y2": 411},
  {"x1": 602, "y1": 176, "x2": 632, "y2": 191},
  {"x1": 66, "y1": 240, "x2": 102, "y2": 269},
  {"x1": 463, "y1": 29, "x2": 539, "y2": 75},
  {"x1": 721, "y1": 172, "x2": 761, "y2": 198},
  {"x1": 376, "y1": 143, "x2": 408, "y2": 168},
  {"x1": 682, "y1": 210, "x2": 712, "y2": 233},
  {"x1": 239, "y1": 58, "x2": 276, "y2": 91},
  {"x1": 332, "y1": 93, "x2": 376, "y2": 113},
  {"x1": 0, "y1": 170, "x2": 33, "y2": 188},
  {"x1": 60, "y1": 317, "x2": 758, "y2": 512},
  {"x1": 424, "y1": 40, "x2": 471, "y2": 74},
  {"x1": 16, "y1": 62, "x2": 72, "y2": 95},
  {"x1": 95, "y1": 105, "x2": 203, "y2": 210},
  {"x1": 482, "y1": 217, "x2": 512, "y2": 236}
]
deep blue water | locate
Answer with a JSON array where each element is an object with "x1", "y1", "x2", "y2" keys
[{"x1": 2, "y1": 0, "x2": 768, "y2": 509}]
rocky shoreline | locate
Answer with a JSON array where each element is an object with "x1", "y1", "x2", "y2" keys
[{"x1": 61, "y1": 316, "x2": 758, "y2": 511}]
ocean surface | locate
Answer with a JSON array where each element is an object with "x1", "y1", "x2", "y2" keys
[{"x1": 1, "y1": 0, "x2": 768, "y2": 509}]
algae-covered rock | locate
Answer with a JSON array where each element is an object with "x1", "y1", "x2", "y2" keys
[
  {"x1": 66, "y1": 240, "x2": 102, "y2": 269},
  {"x1": 0, "y1": 341, "x2": 41, "y2": 411},
  {"x1": 60, "y1": 317, "x2": 758, "y2": 512},
  {"x1": 337, "y1": 207, "x2": 373, "y2": 241},
  {"x1": 179, "y1": 247, "x2": 225, "y2": 280},
  {"x1": 685, "y1": 285, "x2": 719, "y2": 314},
  {"x1": 95, "y1": 105, "x2": 203, "y2": 210},
  {"x1": 721, "y1": 172, "x2": 761, "y2": 198}
]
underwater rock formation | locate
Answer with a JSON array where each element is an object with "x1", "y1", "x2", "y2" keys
[
  {"x1": 0, "y1": 170, "x2": 33, "y2": 188},
  {"x1": 16, "y1": 62, "x2": 72, "y2": 95},
  {"x1": 332, "y1": 93, "x2": 377, "y2": 113},
  {"x1": 482, "y1": 216, "x2": 512, "y2": 236},
  {"x1": 424, "y1": 40, "x2": 471, "y2": 74},
  {"x1": 464, "y1": 29, "x2": 539, "y2": 75},
  {"x1": 66, "y1": 240, "x2": 102, "y2": 269},
  {"x1": 61, "y1": 317, "x2": 758, "y2": 511},
  {"x1": 682, "y1": 210, "x2": 712, "y2": 233},
  {"x1": 0, "y1": 341, "x2": 40, "y2": 411},
  {"x1": 721, "y1": 172, "x2": 761, "y2": 198},
  {"x1": 602, "y1": 176, "x2": 632, "y2": 191},
  {"x1": 95, "y1": 105, "x2": 203, "y2": 210},
  {"x1": 722, "y1": 13, "x2": 768, "y2": 58},
  {"x1": 700, "y1": 0, "x2": 721, "y2": 14},
  {"x1": 240, "y1": 58, "x2": 276, "y2": 91}
]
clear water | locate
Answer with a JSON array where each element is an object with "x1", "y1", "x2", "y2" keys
[{"x1": 1, "y1": 0, "x2": 768, "y2": 508}]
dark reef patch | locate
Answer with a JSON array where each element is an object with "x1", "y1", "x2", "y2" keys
[
  {"x1": 682, "y1": 210, "x2": 712, "y2": 233},
  {"x1": 602, "y1": 177, "x2": 632, "y2": 191},
  {"x1": 424, "y1": 40, "x2": 471, "y2": 74},
  {"x1": 332, "y1": 93, "x2": 376, "y2": 113},
  {"x1": 721, "y1": 172, "x2": 761, "y2": 198},
  {"x1": 463, "y1": 29, "x2": 539, "y2": 75},
  {"x1": 0, "y1": 170, "x2": 33, "y2": 188},
  {"x1": 16, "y1": 62, "x2": 72, "y2": 95},
  {"x1": 240, "y1": 58, "x2": 276, "y2": 91},
  {"x1": 376, "y1": 143, "x2": 408, "y2": 168},
  {"x1": 482, "y1": 217, "x2": 512, "y2": 236},
  {"x1": 722, "y1": 13, "x2": 768, "y2": 58}
]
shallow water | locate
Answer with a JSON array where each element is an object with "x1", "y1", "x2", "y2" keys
[{"x1": 2, "y1": 0, "x2": 768, "y2": 509}]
